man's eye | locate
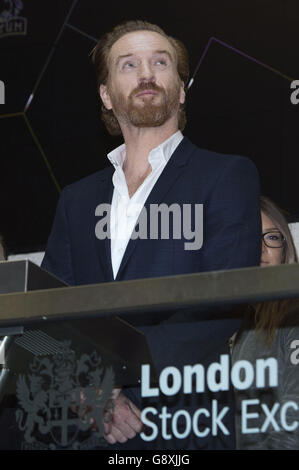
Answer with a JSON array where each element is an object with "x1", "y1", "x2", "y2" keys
[
  {"x1": 155, "y1": 59, "x2": 167, "y2": 66},
  {"x1": 123, "y1": 62, "x2": 136, "y2": 69}
]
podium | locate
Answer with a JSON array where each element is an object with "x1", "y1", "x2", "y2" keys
[
  {"x1": 1, "y1": 260, "x2": 299, "y2": 450},
  {"x1": 1, "y1": 260, "x2": 299, "y2": 391},
  {"x1": 0, "y1": 261, "x2": 156, "y2": 393}
]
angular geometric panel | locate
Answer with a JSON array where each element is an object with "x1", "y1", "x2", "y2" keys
[
  {"x1": 1, "y1": 0, "x2": 299, "y2": 255},
  {"x1": 0, "y1": 115, "x2": 59, "y2": 253},
  {"x1": 27, "y1": 26, "x2": 122, "y2": 189}
]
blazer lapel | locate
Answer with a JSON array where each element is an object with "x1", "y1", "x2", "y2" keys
[
  {"x1": 94, "y1": 167, "x2": 114, "y2": 282},
  {"x1": 115, "y1": 137, "x2": 195, "y2": 281}
]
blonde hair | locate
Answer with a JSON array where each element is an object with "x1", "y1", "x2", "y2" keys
[{"x1": 254, "y1": 196, "x2": 299, "y2": 344}]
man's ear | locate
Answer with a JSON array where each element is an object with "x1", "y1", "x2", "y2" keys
[
  {"x1": 179, "y1": 81, "x2": 186, "y2": 105},
  {"x1": 99, "y1": 84, "x2": 112, "y2": 110}
]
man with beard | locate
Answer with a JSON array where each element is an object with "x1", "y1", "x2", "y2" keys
[{"x1": 42, "y1": 21, "x2": 261, "y2": 449}]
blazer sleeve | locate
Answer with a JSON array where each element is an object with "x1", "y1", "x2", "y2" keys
[
  {"x1": 41, "y1": 187, "x2": 75, "y2": 285},
  {"x1": 202, "y1": 156, "x2": 261, "y2": 271}
]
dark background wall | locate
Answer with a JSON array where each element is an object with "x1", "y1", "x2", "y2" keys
[{"x1": 0, "y1": 0, "x2": 299, "y2": 254}]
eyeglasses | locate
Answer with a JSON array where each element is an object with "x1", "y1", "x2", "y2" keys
[{"x1": 262, "y1": 230, "x2": 285, "y2": 248}]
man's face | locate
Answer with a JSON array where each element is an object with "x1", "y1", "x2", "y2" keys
[{"x1": 100, "y1": 31, "x2": 185, "y2": 129}]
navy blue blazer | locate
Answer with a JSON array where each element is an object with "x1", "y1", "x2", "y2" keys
[
  {"x1": 41, "y1": 137, "x2": 261, "y2": 450},
  {"x1": 42, "y1": 137, "x2": 261, "y2": 287}
]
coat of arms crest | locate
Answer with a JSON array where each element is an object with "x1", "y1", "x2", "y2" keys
[{"x1": 15, "y1": 341, "x2": 114, "y2": 450}]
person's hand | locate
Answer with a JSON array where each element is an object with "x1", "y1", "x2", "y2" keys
[{"x1": 103, "y1": 388, "x2": 143, "y2": 444}]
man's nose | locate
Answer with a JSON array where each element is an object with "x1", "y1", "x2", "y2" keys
[{"x1": 138, "y1": 61, "x2": 155, "y2": 83}]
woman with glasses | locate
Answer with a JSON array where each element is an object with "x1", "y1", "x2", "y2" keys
[
  {"x1": 232, "y1": 196, "x2": 299, "y2": 449},
  {"x1": 260, "y1": 196, "x2": 297, "y2": 266}
]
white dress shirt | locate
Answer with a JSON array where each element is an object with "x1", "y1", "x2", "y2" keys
[{"x1": 107, "y1": 130, "x2": 184, "y2": 279}]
